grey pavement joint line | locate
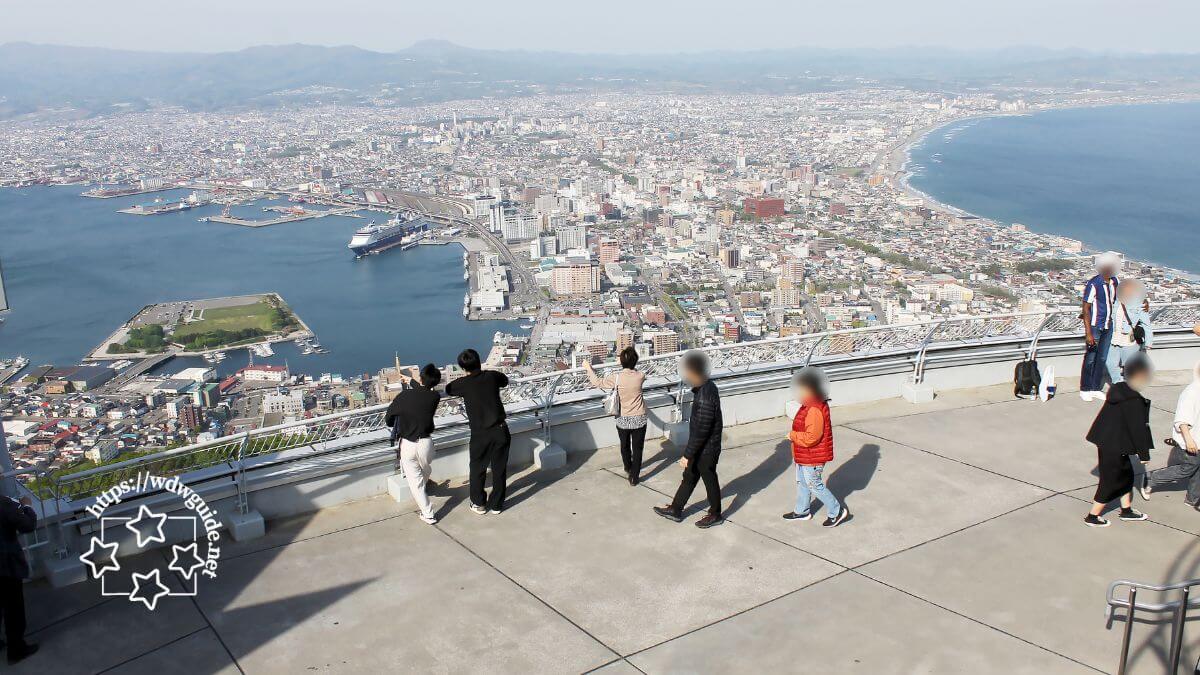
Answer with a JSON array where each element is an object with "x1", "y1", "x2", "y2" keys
[
  {"x1": 156, "y1": 545, "x2": 246, "y2": 674},
  {"x1": 432, "y1": 523, "x2": 627, "y2": 664},
  {"x1": 93, "y1": 626, "x2": 214, "y2": 675},
  {"x1": 610, "y1": 456, "x2": 1100, "y2": 671}
]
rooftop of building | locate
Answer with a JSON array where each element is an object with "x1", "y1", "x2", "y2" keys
[{"x1": 12, "y1": 374, "x2": 1200, "y2": 674}]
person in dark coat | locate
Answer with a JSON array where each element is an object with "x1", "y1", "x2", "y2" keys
[
  {"x1": 1084, "y1": 355, "x2": 1155, "y2": 527},
  {"x1": 654, "y1": 351, "x2": 725, "y2": 529},
  {"x1": 0, "y1": 493, "x2": 38, "y2": 664}
]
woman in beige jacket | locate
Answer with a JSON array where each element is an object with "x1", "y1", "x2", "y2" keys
[{"x1": 585, "y1": 347, "x2": 648, "y2": 485}]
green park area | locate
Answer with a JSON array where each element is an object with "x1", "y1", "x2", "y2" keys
[{"x1": 108, "y1": 295, "x2": 301, "y2": 354}]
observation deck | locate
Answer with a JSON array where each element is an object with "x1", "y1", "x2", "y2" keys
[{"x1": 9, "y1": 304, "x2": 1200, "y2": 674}]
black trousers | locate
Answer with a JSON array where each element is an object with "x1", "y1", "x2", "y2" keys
[
  {"x1": 616, "y1": 425, "x2": 647, "y2": 477},
  {"x1": 671, "y1": 451, "x2": 722, "y2": 516},
  {"x1": 0, "y1": 576, "x2": 26, "y2": 647},
  {"x1": 469, "y1": 424, "x2": 511, "y2": 511}
]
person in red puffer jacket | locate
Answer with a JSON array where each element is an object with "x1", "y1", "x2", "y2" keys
[{"x1": 782, "y1": 368, "x2": 848, "y2": 527}]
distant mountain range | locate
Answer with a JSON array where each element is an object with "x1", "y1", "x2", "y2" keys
[{"x1": 2, "y1": 41, "x2": 1199, "y2": 117}]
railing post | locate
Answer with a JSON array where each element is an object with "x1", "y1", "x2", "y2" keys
[
  {"x1": 1117, "y1": 587, "x2": 1136, "y2": 675},
  {"x1": 541, "y1": 375, "x2": 564, "y2": 447},
  {"x1": 1027, "y1": 311, "x2": 1058, "y2": 361},
  {"x1": 235, "y1": 433, "x2": 250, "y2": 516},
  {"x1": 1168, "y1": 586, "x2": 1189, "y2": 673},
  {"x1": 803, "y1": 335, "x2": 827, "y2": 368},
  {"x1": 912, "y1": 321, "x2": 945, "y2": 384}
]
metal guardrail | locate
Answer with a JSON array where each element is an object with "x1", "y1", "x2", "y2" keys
[
  {"x1": 17, "y1": 302, "x2": 1200, "y2": 535},
  {"x1": 1106, "y1": 578, "x2": 1200, "y2": 674}
]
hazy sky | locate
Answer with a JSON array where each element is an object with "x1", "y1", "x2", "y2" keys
[{"x1": 4, "y1": 0, "x2": 1198, "y2": 54}]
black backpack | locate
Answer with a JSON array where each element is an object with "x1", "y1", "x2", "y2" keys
[{"x1": 1014, "y1": 359, "x2": 1041, "y2": 399}]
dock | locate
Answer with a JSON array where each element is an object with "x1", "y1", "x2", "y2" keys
[
  {"x1": 0, "y1": 361, "x2": 29, "y2": 386},
  {"x1": 204, "y1": 205, "x2": 361, "y2": 228}
]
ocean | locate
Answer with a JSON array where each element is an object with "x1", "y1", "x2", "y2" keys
[
  {"x1": 907, "y1": 101, "x2": 1200, "y2": 274},
  {"x1": 0, "y1": 186, "x2": 523, "y2": 376}
]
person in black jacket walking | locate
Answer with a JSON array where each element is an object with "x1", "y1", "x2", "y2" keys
[
  {"x1": 0, "y1": 493, "x2": 38, "y2": 664},
  {"x1": 445, "y1": 349, "x2": 511, "y2": 515},
  {"x1": 385, "y1": 364, "x2": 443, "y2": 525},
  {"x1": 655, "y1": 351, "x2": 725, "y2": 528},
  {"x1": 1084, "y1": 355, "x2": 1155, "y2": 527}
]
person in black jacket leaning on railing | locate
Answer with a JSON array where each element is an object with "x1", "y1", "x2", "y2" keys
[
  {"x1": 655, "y1": 351, "x2": 725, "y2": 529},
  {"x1": 0, "y1": 493, "x2": 38, "y2": 664},
  {"x1": 385, "y1": 364, "x2": 443, "y2": 525},
  {"x1": 446, "y1": 349, "x2": 511, "y2": 515}
]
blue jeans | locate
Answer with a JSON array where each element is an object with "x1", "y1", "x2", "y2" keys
[
  {"x1": 795, "y1": 464, "x2": 841, "y2": 517},
  {"x1": 1105, "y1": 343, "x2": 1143, "y2": 384},
  {"x1": 1080, "y1": 326, "x2": 1113, "y2": 392}
]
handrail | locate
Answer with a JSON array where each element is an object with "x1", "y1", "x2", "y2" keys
[
  {"x1": 23, "y1": 302, "x2": 1200, "y2": 507},
  {"x1": 1106, "y1": 578, "x2": 1200, "y2": 674}
]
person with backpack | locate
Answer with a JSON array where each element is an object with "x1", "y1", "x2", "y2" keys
[
  {"x1": 1084, "y1": 355, "x2": 1155, "y2": 527},
  {"x1": 584, "y1": 347, "x2": 647, "y2": 485},
  {"x1": 781, "y1": 368, "x2": 848, "y2": 527},
  {"x1": 1106, "y1": 279, "x2": 1154, "y2": 384},
  {"x1": 384, "y1": 363, "x2": 442, "y2": 525}
]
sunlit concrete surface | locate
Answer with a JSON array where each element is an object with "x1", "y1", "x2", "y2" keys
[{"x1": 12, "y1": 375, "x2": 1200, "y2": 674}]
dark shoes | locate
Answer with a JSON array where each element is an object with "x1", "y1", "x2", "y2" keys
[
  {"x1": 822, "y1": 510, "x2": 850, "y2": 528},
  {"x1": 7, "y1": 642, "x2": 38, "y2": 665},
  {"x1": 1084, "y1": 514, "x2": 1110, "y2": 528},
  {"x1": 782, "y1": 511, "x2": 813, "y2": 521},
  {"x1": 653, "y1": 506, "x2": 683, "y2": 522},
  {"x1": 695, "y1": 513, "x2": 724, "y2": 529},
  {"x1": 628, "y1": 473, "x2": 639, "y2": 486},
  {"x1": 1118, "y1": 507, "x2": 1148, "y2": 521}
]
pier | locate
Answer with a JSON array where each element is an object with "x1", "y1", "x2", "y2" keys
[
  {"x1": 203, "y1": 205, "x2": 361, "y2": 227},
  {"x1": 103, "y1": 353, "x2": 174, "y2": 390}
]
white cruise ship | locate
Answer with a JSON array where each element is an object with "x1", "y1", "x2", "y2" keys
[{"x1": 347, "y1": 212, "x2": 426, "y2": 258}]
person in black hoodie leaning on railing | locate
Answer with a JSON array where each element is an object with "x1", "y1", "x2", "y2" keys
[
  {"x1": 446, "y1": 349, "x2": 511, "y2": 515},
  {"x1": 655, "y1": 351, "x2": 725, "y2": 529},
  {"x1": 1084, "y1": 354, "x2": 1155, "y2": 528}
]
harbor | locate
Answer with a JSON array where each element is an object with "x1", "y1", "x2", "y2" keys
[{"x1": 0, "y1": 185, "x2": 524, "y2": 378}]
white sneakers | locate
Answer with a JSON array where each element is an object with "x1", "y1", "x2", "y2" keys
[{"x1": 1080, "y1": 390, "x2": 1107, "y2": 402}]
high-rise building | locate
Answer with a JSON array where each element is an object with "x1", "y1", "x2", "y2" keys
[
  {"x1": 555, "y1": 224, "x2": 588, "y2": 251},
  {"x1": 720, "y1": 247, "x2": 740, "y2": 269},
  {"x1": 743, "y1": 197, "x2": 786, "y2": 219},
  {"x1": 551, "y1": 261, "x2": 601, "y2": 296},
  {"x1": 599, "y1": 239, "x2": 621, "y2": 265},
  {"x1": 647, "y1": 330, "x2": 680, "y2": 355}
]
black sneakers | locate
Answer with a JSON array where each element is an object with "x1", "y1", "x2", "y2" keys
[
  {"x1": 822, "y1": 510, "x2": 849, "y2": 528},
  {"x1": 695, "y1": 513, "x2": 725, "y2": 529},
  {"x1": 1084, "y1": 514, "x2": 1110, "y2": 527},
  {"x1": 653, "y1": 505, "x2": 683, "y2": 522},
  {"x1": 1118, "y1": 508, "x2": 1148, "y2": 521},
  {"x1": 7, "y1": 643, "x2": 38, "y2": 665},
  {"x1": 782, "y1": 511, "x2": 813, "y2": 521}
]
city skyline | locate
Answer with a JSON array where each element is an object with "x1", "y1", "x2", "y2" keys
[{"x1": 3, "y1": 0, "x2": 1199, "y2": 55}]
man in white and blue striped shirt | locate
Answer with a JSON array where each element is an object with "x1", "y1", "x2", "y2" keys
[{"x1": 1080, "y1": 252, "x2": 1121, "y2": 401}]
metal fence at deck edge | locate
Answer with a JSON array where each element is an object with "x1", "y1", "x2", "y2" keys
[{"x1": 24, "y1": 302, "x2": 1200, "y2": 511}]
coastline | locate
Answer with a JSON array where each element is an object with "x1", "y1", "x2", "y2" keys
[{"x1": 887, "y1": 99, "x2": 1200, "y2": 276}]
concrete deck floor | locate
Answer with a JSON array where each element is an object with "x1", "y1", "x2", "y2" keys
[{"x1": 15, "y1": 375, "x2": 1200, "y2": 674}]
